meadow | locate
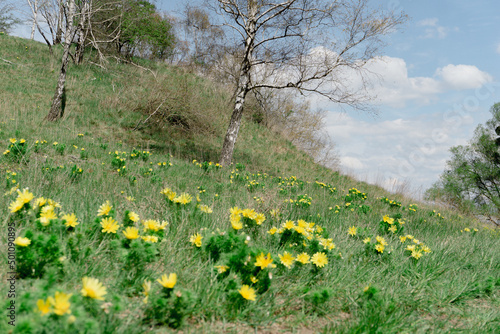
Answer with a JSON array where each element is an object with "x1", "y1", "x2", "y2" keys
[{"x1": 1, "y1": 34, "x2": 499, "y2": 333}]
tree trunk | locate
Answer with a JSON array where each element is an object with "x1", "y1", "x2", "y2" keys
[
  {"x1": 74, "y1": 2, "x2": 88, "y2": 64},
  {"x1": 47, "y1": 0, "x2": 75, "y2": 122},
  {"x1": 218, "y1": 1, "x2": 257, "y2": 166},
  {"x1": 219, "y1": 79, "x2": 249, "y2": 166},
  {"x1": 29, "y1": 0, "x2": 38, "y2": 40},
  {"x1": 55, "y1": 0, "x2": 65, "y2": 45}
]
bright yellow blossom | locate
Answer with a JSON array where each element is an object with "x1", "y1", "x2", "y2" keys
[
  {"x1": 157, "y1": 273, "x2": 176, "y2": 289},
  {"x1": 62, "y1": 213, "x2": 79, "y2": 228},
  {"x1": 296, "y1": 252, "x2": 310, "y2": 264},
  {"x1": 238, "y1": 285, "x2": 256, "y2": 301},
  {"x1": 37, "y1": 298, "x2": 51, "y2": 315},
  {"x1": 81, "y1": 277, "x2": 107, "y2": 300},
  {"x1": 348, "y1": 226, "x2": 357, "y2": 236},
  {"x1": 97, "y1": 201, "x2": 112, "y2": 216},
  {"x1": 190, "y1": 233, "x2": 203, "y2": 247},
  {"x1": 14, "y1": 237, "x2": 31, "y2": 247},
  {"x1": 311, "y1": 252, "x2": 328, "y2": 268},
  {"x1": 48, "y1": 291, "x2": 72, "y2": 316},
  {"x1": 100, "y1": 217, "x2": 120, "y2": 234},
  {"x1": 278, "y1": 252, "x2": 295, "y2": 268},
  {"x1": 123, "y1": 227, "x2": 140, "y2": 239},
  {"x1": 254, "y1": 252, "x2": 276, "y2": 269}
]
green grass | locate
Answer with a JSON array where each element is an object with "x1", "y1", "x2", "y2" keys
[{"x1": 1, "y1": 34, "x2": 499, "y2": 333}]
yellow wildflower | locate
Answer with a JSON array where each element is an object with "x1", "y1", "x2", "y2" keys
[
  {"x1": 157, "y1": 273, "x2": 176, "y2": 289},
  {"x1": 278, "y1": 252, "x2": 295, "y2": 268},
  {"x1": 311, "y1": 252, "x2": 328, "y2": 268},
  {"x1": 62, "y1": 213, "x2": 79, "y2": 228},
  {"x1": 48, "y1": 291, "x2": 72, "y2": 316},
  {"x1": 348, "y1": 226, "x2": 357, "y2": 236},
  {"x1": 97, "y1": 201, "x2": 112, "y2": 216},
  {"x1": 123, "y1": 227, "x2": 140, "y2": 239},
  {"x1": 14, "y1": 237, "x2": 31, "y2": 247},
  {"x1": 81, "y1": 277, "x2": 107, "y2": 300},
  {"x1": 189, "y1": 233, "x2": 203, "y2": 247},
  {"x1": 296, "y1": 252, "x2": 310, "y2": 264},
  {"x1": 254, "y1": 252, "x2": 276, "y2": 269},
  {"x1": 238, "y1": 285, "x2": 256, "y2": 301},
  {"x1": 100, "y1": 217, "x2": 120, "y2": 234}
]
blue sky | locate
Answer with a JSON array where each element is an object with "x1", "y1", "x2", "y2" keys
[{"x1": 12, "y1": 0, "x2": 500, "y2": 196}]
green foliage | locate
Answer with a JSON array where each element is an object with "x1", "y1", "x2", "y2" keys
[
  {"x1": 426, "y1": 102, "x2": 500, "y2": 220},
  {"x1": 16, "y1": 230, "x2": 63, "y2": 279}
]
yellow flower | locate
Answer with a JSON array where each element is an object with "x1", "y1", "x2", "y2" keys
[
  {"x1": 279, "y1": 251, "x2": 295, "y2": 268},
  {"x1": 14, "y1": 237, "x2": 31, "y2": 247},
  {"x1": 411, "y1": 250, "x2": 423, "y2": 259},
  {"x1": 97, "y1": 201, "x2": 112, "y2": 216},
  {"x1": 375, "y1": 236, "x2": 388, "y2": 246},
  {"x1": 34, "y1": 197, "x2": 47, "y2": 207},
  {"x1": 142, "y1": 235, "x2": 158, "y2": 243},
  {"x1": 81, "y1": 277, "x2": 107, "y2": 300},
  {"x1": 37, "y1": 298, "x2": 51, "y2": 315},
  {"x1": 143, "y1": 219, "x2": 161, "y2": 232},
  {"x1": 348, "y1": 226, "x2": 357, "y2": 236},
  {"x1": 230, "y1": 214, "x2": 243, "y2": 230},
  {"x1": 383, "y1": 215, "x2": 395, "y2": 224},
  {"x1": 128, "y1": 211, "x2": 140, "y2": 222},
  {"x1": 254, "y1": 252, "x2": 276, "y2": 269},
  {"x1": 40, "y1": 205, "x2": 57, "y2": 226},
  {"x1": 388, "y1": 225, "x2": 397, "y2": 233},
  {"x1": 422, "y1": 246, "x2": 431, "y2": 253},
  {"x1": 255, "y1": 213, "x2": 266, "y2": 225},
  {"x1": 319, "y1": 238, "x2": 335, "y2": 250},
  {"x1": 311, "y1": 252, "x2": 328, "y2": 268},
  {"x1": 142, "y1": 280, "x2": 151, "y2": 304},
  {"x1": 230, "y1": 206, "x2": 242, "y2": 216},
  {"x1": 100, "y1": 217, "x2": 120, "y2": 233},
  {"x1": 173, "y1": 193, "x2": 192, "y2": 205},
  {"x1": 10, "y1": 138, "x2": 17, "y2": 143},
  {"x1": 189, "y1": 233, "x2": 203, "y2": 247},
  {"x1": 123, "y1": 227, "x2": 140, "y2": 239},
  {"x1": 62, "y1": 213, "x2": 79, "y2": 228},
  {"x1": 296, "y1": 252, "x2": 310, "y2": 264},
  {"x1": 48, "y1": 291, "x2": 72, "y2": 316},
  {"x1": 8, "y1": 199, "x2": 24, "y2": 213},
  {"x1": 199, "y1": 204, "x2": 213, "y2": 213},
  {"x1": 405, "y1": 245, "x2": 416, "y2": 252},
  {"x1": 399, "y1": 236, "x2": 407, "y2": 243},
  {"x1": 363, "y1": 237, "x2": 371, "y2": 244},
  {"x1": 16, "y1": 188, "x2": 34, "y2": 204},
  {"x1": 283, "y1": 220, "x2": 295, "y2": 230},
  {"x1": 375, "y1": 244, "x2": 385, "y2": 253},
  {"x1": 267, "y1": 227, "x2": 278, "y2": 235},
  {"x1": 215, "y1": 265, "x2": 229, "y2": 273},
  {"x1": 157, "y1": 273, "x2": 176, "y2": 289},
  {"x1": 238, "y1": 285, "x2": 256, "y2": 301}
]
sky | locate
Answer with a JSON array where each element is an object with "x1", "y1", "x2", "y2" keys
[{"x1": 11, "y1": 0, "x2": 500, "y2": 197}]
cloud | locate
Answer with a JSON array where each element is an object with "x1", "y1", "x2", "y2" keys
[
  {"x1": 436, "y1": 64, "x2": 493, "y2": 90},
  {"x1": 323, "y1": 110, "x2": 476, "y2": 192},
  {"x1": 417, "y1": 18, "x2": 458, "y2": 39}
]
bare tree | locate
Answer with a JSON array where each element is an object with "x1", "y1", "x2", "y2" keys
[
  {"x1": 208, "y1": 0, "x2": 406, "y2": 166},
  {"x1": 46, "y1": 0, "x2": 75, "y2": 121}
]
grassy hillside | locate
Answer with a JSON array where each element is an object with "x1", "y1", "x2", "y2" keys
[{"x1": 1, "y1": 34, "x2": 499, "y2": 333}]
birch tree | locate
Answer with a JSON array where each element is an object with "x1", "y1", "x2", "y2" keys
[
  {"x1": 209, "y1": 0, "x2": 406, "y2": 166},
  {"x1": 47, "y1": 0, "x2": 75, "y2": 121}
]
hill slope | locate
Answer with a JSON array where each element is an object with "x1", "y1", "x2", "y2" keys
[{"x1": 1, "y1": 34, "x2": 499, "y2": 333}]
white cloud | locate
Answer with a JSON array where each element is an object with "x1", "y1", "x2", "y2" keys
[
  {"x1": 340, "y1": 156, "x2": 365, "y2": 170},
  {"x1": 417, "y1": 18, "x2": 458, "y2": 39},
  {"x1": 323, "y1": 110, "x2": 477, "y2": 192},
  {"x1": 436, "y1": 64, "x2": 493, "y2": 90}
]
